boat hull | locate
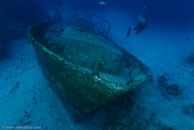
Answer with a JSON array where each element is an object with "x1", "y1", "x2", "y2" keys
[{"x1": 28, "y1": 20, "x2": 152, "y2": 122}]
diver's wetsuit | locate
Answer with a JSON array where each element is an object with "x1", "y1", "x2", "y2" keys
[
  {"x1": 133, "y1": 21, "x2": 148, "y2": 34},
  {"x1": 126, "y1": 15, "x2": 148, "y2": 37}
]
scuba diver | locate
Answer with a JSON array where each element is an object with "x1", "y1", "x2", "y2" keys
[
  {"x1": 127, "y1": 6, "x2": 148, "y2": 37},
  {"x1": 133, "y1": 14, "x2": 147, "y2": 34},
  {"x1": 126, "y1": 15, "x2": 148, "y2": 37}
]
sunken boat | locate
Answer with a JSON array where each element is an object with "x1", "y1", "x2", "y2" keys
[{"x1": 28, "y1": 14, "x2": 152, "y2": 122}]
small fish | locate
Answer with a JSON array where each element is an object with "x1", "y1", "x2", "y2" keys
[{"x1": 99, "y1": 1, "x2": 107, "y2": 5}]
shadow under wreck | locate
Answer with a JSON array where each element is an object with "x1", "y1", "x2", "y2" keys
[{"x1": 28, "y1": 13, "x2": 152, "y2": 122}]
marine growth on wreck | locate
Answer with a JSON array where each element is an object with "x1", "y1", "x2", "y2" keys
[{"x1": 28, "y1": 12, "x2": 152, "y2": 122}]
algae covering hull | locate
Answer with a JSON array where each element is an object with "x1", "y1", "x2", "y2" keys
[{"x1": 28, "y1": 19, "x2": 152, "y2": 122}]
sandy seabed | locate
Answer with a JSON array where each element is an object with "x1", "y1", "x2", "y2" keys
[{"x1": 1, "y1": 9, "x2": 194, "y2": 130}]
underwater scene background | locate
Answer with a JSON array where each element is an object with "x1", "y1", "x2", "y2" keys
[{"x1": 1, "y1": 0, "x2": 194, "y2": 129}]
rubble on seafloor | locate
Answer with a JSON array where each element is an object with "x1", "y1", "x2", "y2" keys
[
  {"x1": 182, "y1": 104, "x2": 194, "y2": 118},
  {"x1": 157, "y1": 74, "x2": 181, "y2": 101},
  {"x1": 103, "y1": 91, "x2": 173, "y2": 130}
]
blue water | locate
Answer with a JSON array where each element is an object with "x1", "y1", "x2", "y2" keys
[{"x1": 0, "y1": 0, "x2": 194, "y2": 130}]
